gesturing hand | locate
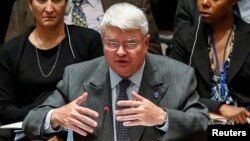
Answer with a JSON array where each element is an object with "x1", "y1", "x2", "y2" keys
[
  {"x1": 115, "y1": 91, "x2": 166, "y2": 127},
  {"x1": 51, "y1": 92, "x2": 99, "y2": 136}
]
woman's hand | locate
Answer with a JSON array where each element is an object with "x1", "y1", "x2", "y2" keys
[{"x1": 219, "y1": 104, "x2": 250, "y2": 124}]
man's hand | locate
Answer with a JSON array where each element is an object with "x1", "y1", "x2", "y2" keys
[
  {"x1": 115, "y1": 91, "x2": 166, "y2": 127},
  {"x1": 51, "y1": 92, "x2": 99, "y2": 136}
]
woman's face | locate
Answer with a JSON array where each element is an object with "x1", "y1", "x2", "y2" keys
[
  {"x1": 29, "y1": 0, "x2": 66, "y2": 28},
  {"x1": 197, "y1": 0, "x2": 237, "y2": 24}
]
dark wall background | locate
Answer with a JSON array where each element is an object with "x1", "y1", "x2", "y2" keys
[
  {"x1": 0, "y1": 0, "x2": 14, "y2": 46},
  {"x1": 150, "y1": 0, "x2": 178, "y2": 31}
]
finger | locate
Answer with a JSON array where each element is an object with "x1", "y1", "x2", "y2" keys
[
  {"x1": 73, "y1": 113, "x2": 98, "y2": 128},
  {"x1": 65, "y1": 119, "x2": 89, "y2": 136},
  {"x1": 247, "y1": 117, "x2": 250, "y2": 124},
  {"x1": 131, "y1": 91, "x2": 144, "y2": 101},
  {"x1": 69, "y1": 108, "x2": 98, "y2": 127},
  {"x1": 237, "y1": 108, "x2": 247, "y2": 124},
  {"x1": 116, "y1": 114, "x2": 140, "y2": 122},
  {"x1": 77, "y1": 107, "x2": 99, "y2": 118},
  {"x1": 245, "y1": 110, "x2": 250, "y2": 117},
  {"x1": 70, "y1": 118, "x2": 96, "y2": 134},
  {"x1": 75, "y1": 92, "x2": 88, "y2": 105},
  {"x1": 117, "y1": 100, "x2": 142, "y2": 107},
  {"x1": 115, "y1": 107, "x2": 139, "y2": 116},
  {"x1": 123, "y1": 120, "x2": 141, "y2": 126},
  {"x1": 236, "y1": 114, "x2": 246, "y2": 124},
  {"x1": 232, "y1": 117, "x2": 239, "y2": 124},
  {"x1": 69, "y1": 124, "x2": 88, "y2": 136}
]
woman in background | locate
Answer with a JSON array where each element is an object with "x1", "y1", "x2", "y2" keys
[
  {"x1": 171, "y1": 0, "x2": 250, "y2": 124},
  {"x1": 0, "y1": 0, "x2": 103, "y2": 140}
]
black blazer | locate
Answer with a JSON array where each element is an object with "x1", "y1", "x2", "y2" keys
[
  {"x1": 171, "y1": 16, "x2": 250, "y2": 112},
  {"x1": 173, "y1": 0, "x2": 241, "y2": 33}
]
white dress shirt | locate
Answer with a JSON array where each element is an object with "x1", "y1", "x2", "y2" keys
[
  {"x1": 64, "y1": 0, "x2": 104, "y2": 33},
  {"x1": 238, "y1": 0, "x2": 250, "y2": 23}
]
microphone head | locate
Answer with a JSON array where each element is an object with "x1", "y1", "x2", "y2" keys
[{"x1": 103, "y1": 106, "x2": 110, "y2": 112}]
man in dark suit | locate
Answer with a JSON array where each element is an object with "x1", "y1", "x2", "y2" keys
[
  {"x1": 23, "y1": 2, "x2": 209, "y2": 141},
  {"x1": 173, "y1": 0, "x2": 199, "y2": 33}
]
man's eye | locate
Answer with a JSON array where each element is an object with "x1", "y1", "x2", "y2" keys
[
  {"x1": 38, "y1": 0, "x2": 46, "y2": 3},
  {"x1": 107, "y1": 42, "x2": 119, "y2": 48},
  {"x1": 124, "y1": 43, "x2": 138, "y2": 49}
]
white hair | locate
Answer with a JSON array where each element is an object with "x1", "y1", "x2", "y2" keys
[{"x1": 100, "y1": 2, "x2": 149, "y2": 36}]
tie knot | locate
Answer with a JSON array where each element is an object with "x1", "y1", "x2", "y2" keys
[
  {"x1": 117, "y1": 79, "x2": 131, "y2": 102},
  {"x1": 119, "y1": 79, "x2": 131, "y2": 92}
]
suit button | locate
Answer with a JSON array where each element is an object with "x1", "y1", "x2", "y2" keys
[{"x1": 32, "y1": 129, "x2": 39, "y2": 135}]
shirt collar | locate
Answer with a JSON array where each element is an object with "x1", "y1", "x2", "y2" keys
[{"x1": 84, "y1": 0, "x2": 98, "y2": 7}]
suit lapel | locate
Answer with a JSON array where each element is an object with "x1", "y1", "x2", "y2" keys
[
  {"x1": 192, "y1": 27, "x2": 211, "y2": 85},
  {"x1": 228, "y1": 28, "x2": 250, "y2": 82},
  {"x1": 191, "y1": 19, "x2": 250, "y2": 88},
  {"x1": 130, "y1": 55, "x2": 169, "y2": 141},
  {"x1": 83, "y1": 62, "x2": 114, "y2": 141}
]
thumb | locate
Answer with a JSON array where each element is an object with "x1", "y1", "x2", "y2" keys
[
  {"x1": 131, "y1": 91, "x2": 144, "y2": 101},
  {"x1": 75, "y1": 92, "x2": 88, "y2": 105}
]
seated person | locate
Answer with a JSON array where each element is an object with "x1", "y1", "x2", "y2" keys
[
  {"x1": 0, "y1": 0, "x2": 103, "y2": 140},
  {"x1": 23, "y1": 2, "x2": 209, "y2": 141},
  {"x1": 5, "y1": 0, "x2": 162, "y2": 55},
  {"x1": 171, "y1": 0, "x2": 250, "y2": 124}
]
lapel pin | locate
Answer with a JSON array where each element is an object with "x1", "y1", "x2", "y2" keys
[{"x1": 154, "y1": 92, "x2": 160, "y2": 98}]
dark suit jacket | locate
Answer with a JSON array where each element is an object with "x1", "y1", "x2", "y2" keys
[
  {"x1": 23, "y1": 53, "x2": 209, "y2": 141},
  {"x1": 173, "y1": 0, "x2": 199, "y2": 33},
  {"x1": 4, "y1": 0, "x2": 34, "y2": 43},
  {"x1": 171, "y1": 16, "x2": 250, "y2": 112},
  {"x1": 5, "y1": 0, "x2": 162, "y2": 54}
]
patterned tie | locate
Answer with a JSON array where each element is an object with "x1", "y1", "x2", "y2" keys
[
  {"x1": 116, "y1": 79, "x2": 131, "y2": 141},
  {"x1": 72, "y1": 0, "x2": 87, "y2": 27}
]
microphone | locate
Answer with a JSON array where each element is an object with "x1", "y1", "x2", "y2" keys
[
  {"x1": 104, "y1": 106, "x2": 110, "y2": 112},
  {"x1": 98, "y1": 106, "x2": 110, "y2": 141}
]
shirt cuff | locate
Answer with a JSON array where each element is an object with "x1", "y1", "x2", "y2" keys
[
  {"x1": 44, "y1": 109, "x2": 62, "y2": 134},
  {"x1": 156, "y1": 108, "x2": 169, "y2": 132}
]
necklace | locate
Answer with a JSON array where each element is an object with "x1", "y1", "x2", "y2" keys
[
  {"x1": 209, "y1": 25, "x2": 235, "y2": 98},
  {"x1": 35, "y1": 42, "x2": 61, "y2": 77}
]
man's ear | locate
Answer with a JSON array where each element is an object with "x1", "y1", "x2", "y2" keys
[{"x1": 144, "y1": 34, "x2": 150, "y2": 52}]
